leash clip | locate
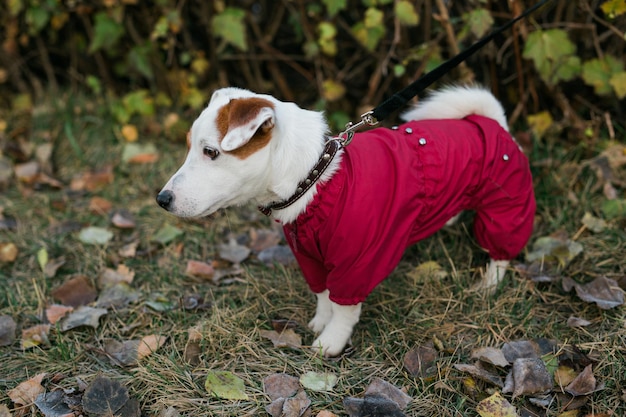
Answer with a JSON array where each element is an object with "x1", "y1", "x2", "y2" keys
[{"x1": 337, "y1": 110, "x2": 378, "y2": 146}]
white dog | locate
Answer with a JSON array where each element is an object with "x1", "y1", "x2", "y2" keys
[{"x1": 157, "y1": 85, "x2": 535, "y2": 357}]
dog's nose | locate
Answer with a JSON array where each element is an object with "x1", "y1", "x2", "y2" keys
[{"x1": 156, "y1": 190, "x2": 174, "y2": 210}]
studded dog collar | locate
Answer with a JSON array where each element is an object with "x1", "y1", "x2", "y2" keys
[{"x1": 258, "y1": 139, "x2": 342, "y2": 216}]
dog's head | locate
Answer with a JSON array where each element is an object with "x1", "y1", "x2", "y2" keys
[{"x1": 156, "y1": 88, "x2": 278, "y2": 218}]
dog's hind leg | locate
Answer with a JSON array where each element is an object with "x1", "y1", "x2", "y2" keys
[
  {"x1": 312, "y1": 301, "x2": 362, "y2": 357},
  {"x1": 471, "y1": 259, "x2": 509, "y2": 293},
  {"x1": 308, "y1": 290, "x2": 333, "y2": 333}
]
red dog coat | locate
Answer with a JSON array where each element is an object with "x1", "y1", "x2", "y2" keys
[{"x1": 283, "y1": 115, "x2": 536, "y2": 305}]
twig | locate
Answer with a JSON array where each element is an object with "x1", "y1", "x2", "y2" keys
[
  {"x1": 35, "y1": 35, "x2": 58, "y2": 93},
  {"x1": 433, "y1": 0, "x2": 474, "y2": 82}
]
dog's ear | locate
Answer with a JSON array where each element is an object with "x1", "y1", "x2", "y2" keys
[{"x1": 221, "y1": 105, "x2": 275, "y2": 152}]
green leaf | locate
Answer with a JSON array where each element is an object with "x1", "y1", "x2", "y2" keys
[
  {"x1": 128, "y1": 44, "x2": 154, "y2": 80},
  {"x1": 317, "y1": 22, "x2": 337, "y2": 56},
  {"x1": 78, "y1": 227, "x2": 114, "y2": 245},
  {"x1": 352, "y1": 9, "x2": 385, "y2": 51},
  {"x1": 601, "y1": 199, "x2": 626, "y2": 219},
  {"x1": 299, "y1": 371, "x2": 338, "y2": 392},
  {"x1": 211, "y1": 7, "x2": 247, "y2": 51},
  {"x1": 464, "y1": 8, "x2": 493, "y2": 38},
  {"x1": 582, "y1": 56, "x2": 625, "y2": 95},
  {"x1": 122, "y1": 90, "x2": 155, "y2": 117},
  {"x1": 153, "y1": 224, "x2": 183, "y2": 245},
  {"x1": 609, "y1": 71, "x2": 626, "y2": 99},
  {"x1": 8, "y1": 0, "x2": 23, "y2": 16},
  {"x1": 523, "y1": 29, "x2": 580, "y2": 85},
  {"x1": 600, "y1": 0, "x2": 626, "y2": 18},
  {"x1": 205, "y1": 371, "x2": 249, "y2": 400},
  {"x1": 395, "y1": 0, "x2": 419, "y2": 26},
  {"x1": 37, "y1": 248, "x2": 48, "y2": 272},
  {"x1": 26, "y1": 6, "x2": 50, "y2": 34},
  {"x1": 89, "y1": 12, "x2": 124, "y2": 53},
  {"x1": 322, "y1": 0, "x2": 347, "y2": 17}
]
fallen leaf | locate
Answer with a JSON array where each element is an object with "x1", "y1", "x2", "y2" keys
[
  {"x1": 99, "y1": 264, "x2": 135, "y2": 287},
  {"x1": 407, "y1": 261, "x2": 448, "y2": 282},
  {"x1": 343, "y1": 395, "x2": 406, "y2": 417},
  {"x1": 89, "y1": 196, "x2": 113, "y2": 214},
  {"x1": 555, "y1": 365, "x2": 579, "y2": 387},
  {"x1": 567, "y1": 316, "x2": 592, "y2": 328},
  {"x1": 144, "y1": 293, "x2": 176, "y2": 312},
  {"x1": 111, "y1": 210, "x2": 136, "y2": 229},
  {"x1": 119, "y1": 240, "x2": 139, "y2": 258},
  {"x1": 121, "y1": 124, "x2": 139, "y2": 142},
  {"x1": 565, "y1": 365, "x2": 598, "y2": 396},
  {"x1": 601, "y1": 198, "x2": 626, "y2": 219},
  {"x1": 403, "y1": 343, "x2": 438, "y2": 378},
  {"x1": 8, "y1": 373, "x2": 46, "y2": 405},
  {"x1": 51, "y1": 275, "x2": 97, "y2": 307},
  {"x1": 43, "y1": 256, "x2": 66, "y2": 278},
  {"x1": 563, "y1": 276, "x2": 624, "y2": 309},
  {"x1": 122, "y1": 142, "x2": 159, "y2": 164},
  {"x1": 60, "y1": 306, "x2": 107, "y2": 331},
  {"x1": 104, "y1": 339, "x2": 141, "y2": 366},
  {"x1": 45, "y1": 304, "x2": 74, "y2": 324},
  {"x1": 364, "y1": 378, "x2": 412, "y2": 410},
  {"x1": 260, "y1": 329, "x2": 302, "y2": 349},
  {"x1": 299, "y1": 371, "x2": 338, "y2": 392},
  {"x1": 0, "y1": 315, "x2": 17, "y2": 346},
  {"x1": 315, "y1": 411, "x2": 339, "y2": 417},
  {"x1": 249, "y1": 228, "x2": 282, "y2": 252},
  {"x1": 266, "y1": 390, "x2": 311, "y2": 417},
  {"x1": 470, "y1": 346, "x2": 510, "y2": 367},
  {"x1": 526, "y1": 234, "x2": 583, "y2": 267},
  {"x1": 70, "y1": 166, "x2": 114, "y2": 192},
  {"x1": 0, "y1": 404, "x2": 12, "y2": 417},
  {"x1": 185, "y1": 260, "x2": 215, "y2": 280},
  {"x1": 218, "y1": 238, "x2": 251, "y2": 264},
  {"x1": 0, "y1": 242, "x2": 18, "y2": 262},
  {"x1": 14, "y1": 161, "x2": 39, "y2": 183},
  {"x1": 159, "y1": 406, "x2": 180, "y2": 417},
  {"x1": 204, "y1": 371, "x2": 249, "y2": 400},
  {"x1": 95, "y1": 282, "x2": 140, "y2": 308},
  {"x1": 181, "y1": 293, "x2": 211, "y2": 310},
  {"x1": 153, "y1": 223, "x2": 183, "y2": 244},
  {"x1": 501, "y1": 339, "x2": 557, "y2": 362},
  {"x1": 581, "y1": 212, "x2": 607, "y2": 233},
  {"x1": 34, "y1": 390, "x2": 74, "y2": 417},
  {"x1": 271, "y1": 318, "x2": 299, "y2": 332},
  {"x1": 453, "y1": 364, "x2": 504, "y2": 388},
  {"x1": 78, "y1": 226, "x2": 114, "y2": 245},
  {"x1": 82, "y1": 375, "x2": 129, "y2": 415},
  {"x1": 21, "y1": 324, "x2": 51, "y2": 348},
  {"x1": 503, "y1": 358, "x2": 553, "y2": 398},
  {"x1": 263, "y1": 373, "x2": 300, "y2": 401},
  {"x1": 137, "y1": 334, "x2": 167, "y2": 359},
  {"x1": 476, "y1": 391, "x2": 517, "y2": 417},
  {"x1": 258, "y1": 245, "x2": 296, "y2": 266}
]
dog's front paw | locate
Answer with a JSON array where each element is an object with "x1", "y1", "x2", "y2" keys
[
  {"x1": 308, "y1": 313, "x2": 331, "y2": 333},
  {"x1": 311, "y1": 328, "x2": 351, "y2": 357}
]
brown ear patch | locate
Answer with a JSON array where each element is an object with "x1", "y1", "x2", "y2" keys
[{"x1": 216, "y1": 97, "x2": 275, "y2": 159}]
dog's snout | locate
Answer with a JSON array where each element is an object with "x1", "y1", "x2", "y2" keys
[{"x1": 156, "y1": 190, "x2": 175, "y2": 210}]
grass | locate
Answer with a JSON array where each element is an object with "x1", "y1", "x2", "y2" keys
[{"x1": 1, "y1": 92, "x2": 625, "y2": 417}]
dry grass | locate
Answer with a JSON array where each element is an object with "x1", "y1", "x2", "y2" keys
[{"x1": 1, "y1": 95, "x2": 625, "y2": 416}]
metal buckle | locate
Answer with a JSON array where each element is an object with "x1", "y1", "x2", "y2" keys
[{"x1": 337, "y1": 111, "x2": 378, "y2": 146}]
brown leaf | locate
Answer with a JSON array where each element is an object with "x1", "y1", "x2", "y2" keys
[
  {"x1": 43, "y1": 256, "x2": 66, "y2": 278},
  {"x1": 45, "y1": 304, "x2": 74, "y2": 324},
  {"x1": 184, "y1": 325, "x2": 203, "y2": 365},
  {"x1": 564, "y1": 276, "x2": 624, "y2": 309},
  {"x1": 104, "y1": 339, "x2": 140, "y2": 366},
  {"x1": 8, "y1": 373, "x2": 46, "y2": 405},
  {"x1": 181, "y1": 293, "x2": 211, "y2": 310},
  {"x1": 454, "y1": 363, "x2": 504, "y2": 388},
  {"x1": 470, "y1": 346, "x2": 510, "y2": 367},
  {"x1": 249, "y1": 228, "x2": 282, "y2": 252},
  {"x1": 403, "y1": 343, "x2": 438, "y2": 378},
  {"x1": 70, "y1": 166, "x2": 114, "y2": 192},
  {"x1": 14, "y1": 161, "x2": 39, "y2": 183},
  {"x1": 476, "y1": 391, "x2": 517, "y2": 417},
  {"x1": 503, "y1": 358, "x2": 553, "y2": 398},
  {"x1": 0, "y1": 315, "x2": 17, "y2": 346},
  {"x1": 51, "y1": 275, "x2": 97, "y2": 307},
  {"x1": 263, "y1": 373, "x2": 300, "y2": 401},
  {"x1": 118, "y1": 240, "x2": 139, "y2": 258},
  {"x1": 364, "y1": 378, "x2": 412, "y2": 410},
  {"x1": 344, "y1": 395, "x2": 405, "y2": 417},
  {"x1": 0, "y1": 242, "x2": 18, "y2": 262},
  {"x1": 501, "y1": 339, "x2": 557, "y2": 363},
  {"x1": 566, "y1": 316, "x2": 592, "y2": 328},
  {"x1": 111, "y1": 210, "x2": 136, "y2": 229},
  {"x1": 137, "y1": 334, "x2": 167, "y2": 359},
  {"x1": 271, "y1": 318, "x2": 299, "y2": 332},
  {"x1": 82, "y1": 375, "x2": 129, "y2": 415},
  {"x1": 218, "y1": 238, "x2": 251, "y2": 264},
  {"x1": 89, "y1": 196, "x2": 113, "y2": 214},
  {"x1": 260, "y1": 329, "x2": 302, "y2": 349},
  {"x1": 60, "y1": 306, "x2": 107, "y2": 331},
  {"x1": 565, "y1": 365, "x2": 598, "y2": 396},
  {"x1": 99, "y1": 264, "x2": 135, "y2": 287},
  {"x1": 21, "y1": 324, "x2": 51, "y2": 349},
  {"x1": 185, "y1": 260, "x2": 215, "y2": 280},
  {"x1": 555, "y1": 365, "x2": 579, "y2": 387}
]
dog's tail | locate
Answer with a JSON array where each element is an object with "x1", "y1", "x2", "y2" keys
[{"x1": 400, "y1": 85, "x2": 508, "y2": 132}]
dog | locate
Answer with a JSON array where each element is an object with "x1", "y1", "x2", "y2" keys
[{"x1": 156, "y1": 85, "x2": 536, "y2": 357}]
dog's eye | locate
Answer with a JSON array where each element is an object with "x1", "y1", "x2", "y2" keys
[{"x1": 203, "y1": 147, "x2": 220, "y2": 160}]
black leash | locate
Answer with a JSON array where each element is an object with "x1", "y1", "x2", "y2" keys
[{"x1": 338, "y1": 0, "x2": 553, "y2": 142}]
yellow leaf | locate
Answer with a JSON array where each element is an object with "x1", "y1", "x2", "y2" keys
[
  {"x1": 322, "y1": 80, "x2": 346, "y2": 102},
  {"x1": 407, "y1": 261, "x2": 448, "y2": 282},
  {"x1": 121, "y1": 124, "x2": 139, "y2": 142},
  {"x1": 527, "y1": 111, "x2": 554, "y2": 139},
  {"x1": 0, "y1": 242, "x2": 18, "y2": 262},
  {"x1": 476, "y1": 392, "x2": 517, "y2": 417}
]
